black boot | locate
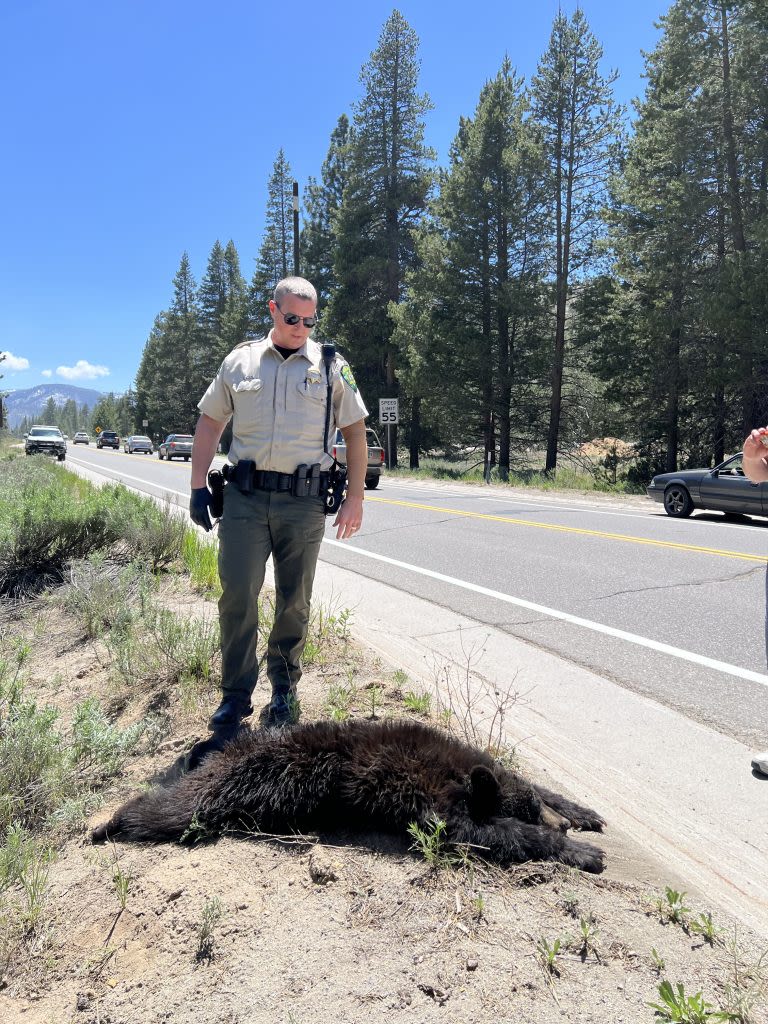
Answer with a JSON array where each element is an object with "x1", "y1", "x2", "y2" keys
[
  {"x1": 186, "y1": 720, "x2": 247, "y2": 771},
  {"x1": 267, "y1": 686, "x2": 299, "y2": 728},
  {"x1": 208, "y1": 696, "x2": 253, "y2": 732}
]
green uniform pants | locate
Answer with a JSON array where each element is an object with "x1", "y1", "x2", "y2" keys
[{"x1": 217, "y1": 483, "x2": 326, "y2": 703}]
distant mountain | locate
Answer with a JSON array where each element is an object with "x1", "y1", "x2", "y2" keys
[{"x1": 3, "y1": 384, "x2": 107, "y2": 429}]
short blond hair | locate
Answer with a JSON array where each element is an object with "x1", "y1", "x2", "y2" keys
[{"x1": 274, "y1": 276, "x2": 317, "y2": 306}]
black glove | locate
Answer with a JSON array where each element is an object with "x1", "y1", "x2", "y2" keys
[{"x1": 189, "y1": 487, "x2": 213, "y2": 532}]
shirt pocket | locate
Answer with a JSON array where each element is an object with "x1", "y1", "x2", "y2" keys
[
  {"x1": 232, "y1": 377, "x2": 265, "y2": 427},
  {"x1": 289, "y1": 380, "x2": 328, "y2": 445}
]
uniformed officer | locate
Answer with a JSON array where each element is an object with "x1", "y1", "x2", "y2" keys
[{"x1": 189, "y1": 276, "x2": 368, "y2": 734}]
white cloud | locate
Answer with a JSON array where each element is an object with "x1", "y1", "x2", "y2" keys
[
  {"x1": 56, "y1": 360, "x2": 110, "y2": 381},
  {"x1": 0, "y1": 351, "x2": 31, "y2": 371},
  {"x1": 41, "y1": 369, "x2": 52, "y2": 378}
]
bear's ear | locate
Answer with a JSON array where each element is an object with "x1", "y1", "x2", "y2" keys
[{"x1": 468, "y1": 764, "x2": 501, "y2": 819}]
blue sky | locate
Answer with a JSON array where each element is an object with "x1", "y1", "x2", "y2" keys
[{"x1": 0, "y1": 0, "x2": 664, "y2": 396}]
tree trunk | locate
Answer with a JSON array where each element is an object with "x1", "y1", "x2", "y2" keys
[
  {"x1": 664, "y1": 283, "x2": 683, "y2": 472},
  {"x1": 545, "y1": 60, "x2": 576, "y2": 475},
  {"x1": 712, "y1": 149, "x2": 726, "y2": 466},
  {"x1": 409, "y1": 395, "x2": 420, "y2": 469},
  {"x1": 496, "y1": 196, "x2": 511, "y2": 481},
  {"x1": 481, "y1": 214, "x2": 494, "y2": 481}
]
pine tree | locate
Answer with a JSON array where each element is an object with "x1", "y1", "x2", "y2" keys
[
  {"x1": 91, "y1": 394, "x2": 120, "y2": 434},
  {"x1": 249, "y1": 149, "x2": 296, "y2": 336},
  {"x1": 531, "y1": 9, "x2": 624, "y2": 472},
  {"x1": 135, "y1": 253, "x2": 201, "y2": 439},
  {"x1": 41, "y1": 397, "x2": 58, "y2": 425},
  {"x1": 393, "y1": 60, "x2": 550, "y2": 474},
  {"x1": 301, "y1": 114, "x2": 353, "y2": 314},
  {"x1": 327, "y1": 10, "x2": 434, "y2": 464},
  {"x1": 198, "y1": 241, "x2": 227, "y2": 337}
]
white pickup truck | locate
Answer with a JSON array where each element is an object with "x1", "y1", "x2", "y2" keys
[{"x1": 332, "y1": 426, "x2": 385, "y2": 489}]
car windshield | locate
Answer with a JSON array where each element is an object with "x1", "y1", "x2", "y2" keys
[
  {"x1": 133, "y1": 436, "x2": 151, "y2": 442},
  {"x1": 30, "y1": 429, "x2": 62, "y2": 438},
  {"x1": 172, "y1": 435, "x2": 193, "y2": 442}
]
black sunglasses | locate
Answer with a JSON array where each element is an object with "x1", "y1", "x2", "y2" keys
[{"x1": 276, "y1": 302, "x2": 318, "y2": 328}]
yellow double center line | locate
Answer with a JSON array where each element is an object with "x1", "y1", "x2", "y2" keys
[{"x1": 368, "y1": 496, "x2": 767, "y2": 563}]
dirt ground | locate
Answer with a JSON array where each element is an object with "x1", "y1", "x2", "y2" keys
[{"x1": 1, "y1": 580, "x2": 766, "y2": 1024}]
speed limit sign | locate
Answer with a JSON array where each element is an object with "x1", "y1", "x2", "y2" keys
[{"x1": 379, "y1": 398, "x2": 399, "y2": 425}]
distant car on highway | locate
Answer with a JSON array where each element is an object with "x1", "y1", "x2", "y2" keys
[
  {"x1": 158, "y1": 433, "x2": 194, "y2": 461},
  {"x1": 25, "y1": 425, "x2": 66, "y2": 461},
  {"x1": 123, "y1": 435, "x2": 154, "y2": 454},
  {"x1": 646, "y1": 453, "x2": 768, "y2": 519},
  {"x1": 332, "y1": 426, "x2": 385, "y2": 490},
  {"x1": 96, "y1": 431, "x2": 120, "y2": 449},
  {"x1": 72, "y1": 431, "x2": 90, "y2": 445}
]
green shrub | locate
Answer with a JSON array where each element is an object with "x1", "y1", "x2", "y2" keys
[
  {"x1": 0, "y1": 671, "x2": 145, "y2": 834},
  {"x1": 182, "y1": 530, "x2": 221, "y2": 596},
  {"x1": 0, "y1": 463, "x2": 184, "y2": 597}
]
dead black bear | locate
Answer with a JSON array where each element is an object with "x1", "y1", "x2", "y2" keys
[{"x1": 92, "y1": 718, "x2": 606, "y2": 873}]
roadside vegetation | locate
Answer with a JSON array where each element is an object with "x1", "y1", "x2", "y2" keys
[
  {"x1": 0, "y1": 447, "x2": 765, "y2": 1022},
  {"x1": 385, "y1": 440, "x2": 648, "y2": 495}
]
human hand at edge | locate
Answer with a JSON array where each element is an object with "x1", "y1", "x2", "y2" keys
[
  {"x1": 190, "y1": 486, "x2": 213, "y2": 531},
  {"x1": 333, "y1": 494, "x2": 364, "y2": 541}
]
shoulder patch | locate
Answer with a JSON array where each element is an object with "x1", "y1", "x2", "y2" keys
[{"x1": 340, "y1": 364, "x2": 358, "y2": 392}]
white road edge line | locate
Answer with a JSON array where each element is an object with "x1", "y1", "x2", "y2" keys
[{"x1": 323, "y1": 539, "x2": 768, "y2": 687}]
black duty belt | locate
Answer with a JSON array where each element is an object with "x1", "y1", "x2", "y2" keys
[{"x1": 222, "y1": 460, "x2": 330, "y2": 497}]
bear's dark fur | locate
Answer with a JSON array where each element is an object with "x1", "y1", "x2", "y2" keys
[{"x1": 92, "y1": 718, "x2": 606, "y2": 873}]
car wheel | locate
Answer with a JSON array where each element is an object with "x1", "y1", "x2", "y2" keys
[
  {"x1": 663, "y1": 485, "x2": 693, "y2": 518},
  {"x1": 58, "y1": 455, "x2": 65, "y2": 462},
  {"x1": 365, "y1": 477, "x2": 380, "y2": 489},
  {"x1": 158, "y1": 450, "x2": 163, "y2": 459},
  {"x1": 184, "y1": 455, "x2": 190, "y2": 461}
]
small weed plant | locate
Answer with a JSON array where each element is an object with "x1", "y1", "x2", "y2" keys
[
  {"x1": 179, "y1": 813, "x2": 211, "y2": 845},
  {"x1": 111, "y1": 847, "x2": 133, "y2": 910},
  {"x1": 689, "y1": 912, "x2": 722, "y2": 946},
  {"x1": 648, "y1": 980, "x2": 736, "y2": 1022},
  {"x1": 536, "y1": 935, "x2": 562, "y2": 976},
  {"x1": 324, "y1": 682, "x2": 355, "y2": 722},
  {"x1": 577, "y1": 914, "x2": 601, "y2": 960},
  {"x1": 650, "y1": 947, "x2": 667, "y2": 974},
  {"x1": 656, "y1": 887, "x2": 692, "y2": 927},
  {"x1": 407, "y1": 816, "x2": 461, "y2": 870},
  {"x1": 196, "y1": 896, "x2": 226, "y2": 961},
  {"x1": 402, "y1": 690, "x2": 431, "y2": 714},
  {"x1": 366, "y1": 682, "x2": 384, "y2": 719}
]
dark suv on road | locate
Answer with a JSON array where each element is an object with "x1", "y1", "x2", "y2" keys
[
  {"x1": 25, "y1": 425, "x2": 66, "y2": 461},
  {"x1": 96, "y1": 431, "x2": 120, "y2": 449}
]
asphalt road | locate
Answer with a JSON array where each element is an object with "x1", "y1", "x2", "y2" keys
[{"x1": 66, "y1": 445, "x2": 768, "y2": 748}]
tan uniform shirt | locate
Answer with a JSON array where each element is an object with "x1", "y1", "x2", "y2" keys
[{"x1": 198, "y1": 332, "x2": 369, "y2": 473}]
